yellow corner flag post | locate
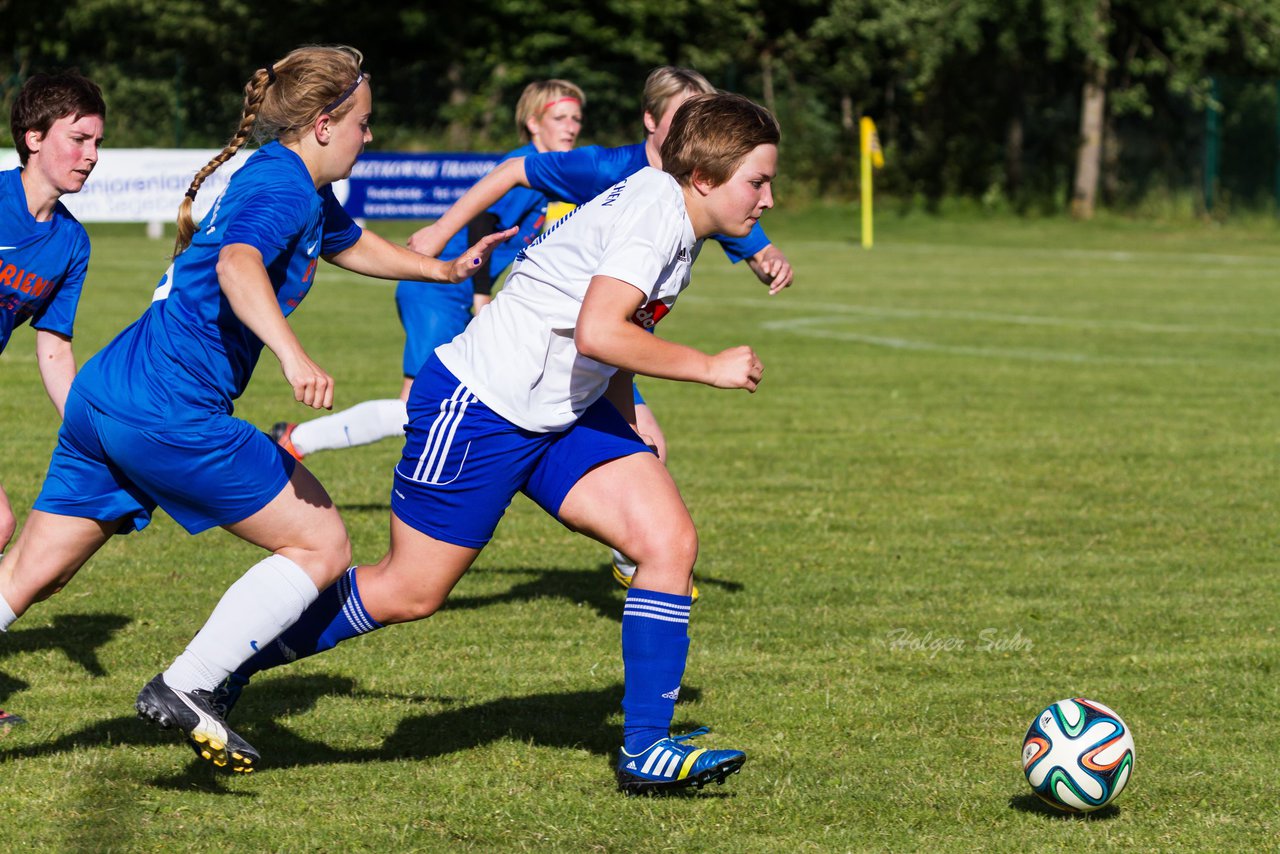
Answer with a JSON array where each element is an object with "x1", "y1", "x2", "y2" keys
[{"x1": 860, "y1": 117, "x2": 885, "y2": 248}]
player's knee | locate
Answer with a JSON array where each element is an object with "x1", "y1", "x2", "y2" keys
[
  {"x1": 381, "y1": 586, "x2": 447, "y2": 623},
  {"x1": 630, "y1": 519, "x2": 698, "y2": 574},
  {"x1": 327, "y1": 536, "x2": 354, "y2": 578},
  {"x1": 290, "y1": 532, "x2": 352, "y2": 583}
]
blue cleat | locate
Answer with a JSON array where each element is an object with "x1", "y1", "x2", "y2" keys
[{"x1": 616, "y1": 727, "x2": 745, "y2": 795}]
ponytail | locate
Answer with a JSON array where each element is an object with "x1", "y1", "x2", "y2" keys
[
  {"x1": 172, "y1": 45, "x2": 365, "y2": 257},
  {"x1": 173, "y1": 69, "x2": 273, "y2": 256}
]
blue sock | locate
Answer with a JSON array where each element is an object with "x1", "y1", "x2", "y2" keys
[
  {"x1": 236, "y1": 566, "x2": 382, "y2": 678},
  {"x1": 620, "y1": 588, "x2": 692, "y2": 754}
]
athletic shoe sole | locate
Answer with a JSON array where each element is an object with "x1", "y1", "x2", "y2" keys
[{"x1": 269, "y1": 421, "x2": 304, "y2": 461}]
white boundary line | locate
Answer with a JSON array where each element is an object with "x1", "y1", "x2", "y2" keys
[
  {"x1": 780, "y1": 239, "x2": 1280, "y2": 268},
  {"x1": 684, "y1": 294, "x2": 1280, "y2": 337},
  {"x1": 680, "y1": 295, "x2": 1279, "y2": 365}
]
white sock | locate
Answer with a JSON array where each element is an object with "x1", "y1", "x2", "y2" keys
[
  {"x1": 291, "y1": 399, "x2": 408, "y2": 456},
  {"x1": 0, "y1": 588, "x2": 16, "y2": 632},
  {"x1": 163, "y1": 554, "x2": 319, "y2": 693}
]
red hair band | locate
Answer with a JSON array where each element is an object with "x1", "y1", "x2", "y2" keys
[{"x1": 542, "y1": 97, "x2": 581, "y2": 112}]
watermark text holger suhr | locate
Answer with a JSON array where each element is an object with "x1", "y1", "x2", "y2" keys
[{"x1": 882, "y1": 627, "x2": 1033, "y2": 658}]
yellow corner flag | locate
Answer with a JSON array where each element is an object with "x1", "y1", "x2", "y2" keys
[{"x1": 860, "y1": 117, "x2": 885, "y2": 248}]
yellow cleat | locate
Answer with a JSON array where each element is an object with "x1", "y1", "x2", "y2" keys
[{"x1": 611, "y1": 561, "x2": 699, "y2": 602}]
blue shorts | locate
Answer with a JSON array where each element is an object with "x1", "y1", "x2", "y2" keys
[
  {"x1": 391, "y1": 354, "x2": 652, "y2": 549},
  {"x1": 395, "y1": 280, "x2": 473, "y2": 378},
  {"x1": 35, "y1": 390, "x2": 296, "y2": 535}
]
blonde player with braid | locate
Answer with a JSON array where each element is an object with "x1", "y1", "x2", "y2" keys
[{"x1": 0, "y1": 45, "x2": 511, "y2": 772}]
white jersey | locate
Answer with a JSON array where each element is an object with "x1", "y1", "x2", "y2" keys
[{"x1": 437, "y1": 166, "x2": 701, "y2": 432}]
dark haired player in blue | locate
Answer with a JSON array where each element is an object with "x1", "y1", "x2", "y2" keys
[
  {"x1": 0, "y1": 70, "x2": 104, "y2": 731},
  {"x1": 271, "y1": 79, "x2": 585, "y2": 460},
  {"x1": 0, "y1": 45, "x2": 510, "y2": 771},
  {"x1": 411, "y1": 66, "x2": 794, "y2": 594}
]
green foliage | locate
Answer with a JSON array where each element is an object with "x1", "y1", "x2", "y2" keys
[{"x1": 7, "y1": 2, "x2": 1280, "y2": 210}]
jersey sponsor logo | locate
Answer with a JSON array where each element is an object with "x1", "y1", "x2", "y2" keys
[
  {"x1": 630, "y1": 299, "x2": 670, "y2": 330},
  {"x1": 600, "y1": 178, "x2": 628, "y2": 207},
  {"x1": 0, "y1": 260, "x2": 55, "y2": 299}
]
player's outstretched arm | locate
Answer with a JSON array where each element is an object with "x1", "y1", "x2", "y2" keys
[
  {"x1": 746, "y1": 243, "x2": 793, "y2": 294},
  {"x1": 407, "y1": 158, "x2": 530, "y2": 256},
  {"x1": 34, "y1": 330, "x2": 76, "y2": 418},
  {"x1": 576, "y1": 275, "x2": 764, "y2": 392},
  {"x1": 327, "y1": 227, "x2": 517, "y2": 284},
  {"x1": 217, "y1": 243, "x2": 334, "y2": 410}
]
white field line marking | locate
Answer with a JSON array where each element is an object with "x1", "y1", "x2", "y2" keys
[
  {"x1": 758, "y1": 317, "x2": 1191, "y2": 365},
  {"x1": 783, "y1": 239, "x2": 1280, "y2": 268},
  {"x1": 678, "y1": 295, "x2": 1277, "y2": 365},
  {"x1": 684, "y1": 294, "x2": 1280, "y2": 338}
]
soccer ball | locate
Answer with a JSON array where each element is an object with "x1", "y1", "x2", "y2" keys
[{"x1": 1021, "y1": 698, "x2": 1135, "y2": 812}]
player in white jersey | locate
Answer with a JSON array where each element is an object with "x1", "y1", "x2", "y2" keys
[
  {"x1": 411, "y1": 66, "x2": 794, "y2": 596},
  {"x1": 216, "y1": 92, "x2": 784, "y2": 794}
]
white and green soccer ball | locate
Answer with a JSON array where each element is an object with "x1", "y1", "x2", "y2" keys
[{"x1": 1022, "y1": 698, "x2": 1135, "y2": 812}]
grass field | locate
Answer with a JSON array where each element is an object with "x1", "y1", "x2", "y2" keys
[{"x1": 2, "y1": 204, "x2": 1278, "y2": 851}]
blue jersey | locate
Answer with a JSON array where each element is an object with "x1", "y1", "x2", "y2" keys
[
  {"x1": 0, "y1": 167, "x2": 90, "y2": 353},
  {"x1": 74, "y1": 142, "x2": 361, "y2": 429},
  {"x1": 439, "y1": 142, "x2": 548, "y2": 272},
  {"x1": 523, "y1": 142, "x2": 770, "y2": 262}
]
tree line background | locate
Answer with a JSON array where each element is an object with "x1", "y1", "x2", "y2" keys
[{"x1": 6, "y1": 0, "x2": 1280, "y2": 218}]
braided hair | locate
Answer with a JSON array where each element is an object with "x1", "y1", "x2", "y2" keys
[{"x1": 173, "y1": 45, "x2": 365, "y2": 256}]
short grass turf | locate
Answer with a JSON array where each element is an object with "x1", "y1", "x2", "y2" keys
[{"x1": 1, "y1": 205, "x2": 1278, "y2": 851}]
